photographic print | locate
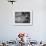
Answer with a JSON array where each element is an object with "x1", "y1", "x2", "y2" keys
[{"x1": 15, "y1": 11, "x2": 33, "y2": 26}]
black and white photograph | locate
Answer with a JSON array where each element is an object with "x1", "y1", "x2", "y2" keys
[{"x1": 15, "y1": 11, "x2": 32, "y2": 26}]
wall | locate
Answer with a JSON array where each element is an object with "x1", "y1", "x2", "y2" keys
[{"x1": 0, "y1": 0, "x2": 46, "y2": 41}]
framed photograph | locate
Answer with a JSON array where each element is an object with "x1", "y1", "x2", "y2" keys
[{"x1": 14, "y1": 11, "x2": 33, "y2": 26}]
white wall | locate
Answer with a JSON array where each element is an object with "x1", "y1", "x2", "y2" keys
[{"x1": 0, "y1": 0, "x2": 46, "y2": 41}]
